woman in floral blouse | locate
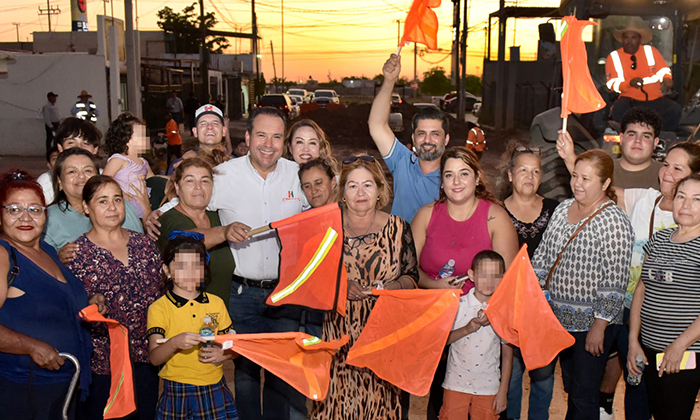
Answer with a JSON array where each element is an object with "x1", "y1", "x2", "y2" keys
[{"x1": 68, "y1": 175, "x2": 163, "y2": 420}]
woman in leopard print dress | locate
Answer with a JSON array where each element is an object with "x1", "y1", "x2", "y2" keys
[{"x1": 311, "y1": 155, "x2": 419, "y2": 420}]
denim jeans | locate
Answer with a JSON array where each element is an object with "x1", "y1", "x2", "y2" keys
[
  {"x1": 506, "y1": 347, "x2": 555, "y2": 420},
  {"x1": 560, "y1": 325, "x2": 620, "y2": 420},
  {"x1": 614, "y1": 308, "x2": 651, "y2": 420}
]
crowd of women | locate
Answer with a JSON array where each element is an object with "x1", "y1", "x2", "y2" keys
[{"x1": 2, "y1": 104, "x2": 700, "y2": 420}]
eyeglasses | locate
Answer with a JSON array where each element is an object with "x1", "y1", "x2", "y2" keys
[
  {"x1": 342, "y1": 155, "x2": 375, "y2": 165},
  {"x1": 4, "y1": 205, "x2": 47, "y2": 218},
  {"x1": 630, "y1": 54, "x2": 637, "y2": 70},
  {"x1": 344, "y1": 233, "x2": 377, "y2": 250},
  {"x1": 511, "y1": 146, "x2": 541, "y2": 158}
]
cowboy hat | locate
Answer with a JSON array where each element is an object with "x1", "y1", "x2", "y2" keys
[
  {"x1": 613, "y1": 21, "x2": 652, "y2": 44},
  {"x1": 77, "y1": 89, "x2": 92, "y2": 98}
]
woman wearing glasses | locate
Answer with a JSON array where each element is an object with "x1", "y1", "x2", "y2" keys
[
  {"x1": 311, "y1": 154, "x2": 418, "y2": 420},
  {"x1": 500, "y1": 143, "x2": 559, "y2": 420},
  {"x1": 0, "y1": 170, "x2": 93, "y2": 419},
  {"x1": 67, "y1": 175, "x2": 163, "y2": 420}
]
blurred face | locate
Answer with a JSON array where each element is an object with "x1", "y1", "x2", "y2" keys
[
  {"x1": 193, "y1": 114, "x2": 226, "y2": 146},
  {"x1": 47, "y1": 150, "x2": 60, "y2": 170},
  {"x1": 659, "y1": 148, "x2": 692, "y2": 197},
  {"x1": 442, "y1": 158, "x2": 478, "y2": 204},
  {"x1": 245, "y1": 114, "x2": 285, "y2": 175},
  {"x1": 469, "y1": 260, "x2": 503, "y2": 299},
  {"x1": 673, "y1": 180, "x2": 700, "y2": 228},
  {"x1": 79, "y1": 95, "x2": 90, "y2": 102},
  {"x1": 58, "y1": 135, "x2": 99, "y2": 155},
  {"x1": 48, "y1": 96, "x2": 57, "y2": 104},
  {"x1": 412, "y1": 119, "x2": 449, "y2": 161},
  {"x1": 58, "y1": 155, "x2": 98, "y2": 203},
  {"x1": 130, "y1": 123, "x2": 149, "y2": 155},
  {"x1": 571, "y1": 160, "x2": 611, "y2": 206},
  {"x1": 301, "y1": 167, "x2": 337, "y2": 208},
  {"x1": 234, "y1": 141, "x2": 249, "y2": 157},
  {"x1": 83, "y1": 183, "x2": 125, "y2": 228},
  {"x1": 508, "y1": 153, "x2": 541, "y2": 196},
  {"x1": 620, "y1": 122, "x2": 658, "y2": 166},
  {"x1": 343, "y1": 167, "x2": 379, "y2": 213},
  {"x1": 290, "y1": 126, "x2": 321, "y2": 164},
  {"x1": 168, "y1": 250, "x2": 204, "y2": 294},
  {"x1": 622, "y1": 31, "x2": 642, "y2": 55},
  {"x1": 0, "y1": 189, "x2": 46, "y2": 245},
  {"x1": 175, "y1": 166, "x2": 213, "y2": 210}
]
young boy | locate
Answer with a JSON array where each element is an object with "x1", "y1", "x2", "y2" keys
[{"x1": 440, "y1": 250, "x2": 513, "y2": 420}]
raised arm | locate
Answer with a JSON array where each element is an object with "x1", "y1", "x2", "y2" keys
[{"x1": 368, "y1": 54, "x2": 402, "y2": 157}]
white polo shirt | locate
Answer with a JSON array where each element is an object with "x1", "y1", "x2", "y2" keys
[{"x1": 210, "y1": 155, "x2": 307, "y2": 280}]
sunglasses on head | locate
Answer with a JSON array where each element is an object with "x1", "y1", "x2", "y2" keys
[
  {"x1": 342, "y1": 155, "x2": 375, "y2": 165},
  {"x1": 631, "y1": 54, "x2": 637, "y2": 70},
  {"x1": 511, "y1": 146, "x2": 541, "y2": 158}
]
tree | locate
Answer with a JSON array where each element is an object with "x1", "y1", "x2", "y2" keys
[
  {"x1": 464, "y1": 75, "x2": 482, "y2": 95},
  {"x1": 157, "y1": 3, "x2": 229, "y2": 54},
  {"x1": 419, "y1": 67, "x2": 452, "y2": 96}
]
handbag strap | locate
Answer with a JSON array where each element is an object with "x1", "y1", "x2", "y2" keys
[
  {"x1": 544, "y1": 202, "x2": 613, "y2": 290},
  {"x1": 6, "y1": 247, "x2": 19, "y2": 288},
  {"x1": 648, "y1": 195, "x2": 663, "y2": 239}
]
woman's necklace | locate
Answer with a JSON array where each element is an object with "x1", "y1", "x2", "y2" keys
[
  {"x1": 449, "y1": 199, "x2": 479, "y2": 246},
  {"x1": 345, "y1": 211, "x2": 377, "y2": 238}
]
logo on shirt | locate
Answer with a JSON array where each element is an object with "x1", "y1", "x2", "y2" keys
[{"x1": 282, "y1": 191, "x2": 300, "y2": 202}]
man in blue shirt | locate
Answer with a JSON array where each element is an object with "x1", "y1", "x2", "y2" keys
[{"x1": 369, "y1": 53, "x2": 450, "y2": 222}]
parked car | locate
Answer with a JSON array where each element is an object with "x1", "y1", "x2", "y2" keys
[
  {"x1": 312, "y1": 89, "x2": 340, "y2": 105},
  {"x1": 391, "y1": 93, "x2": 403, "y2": 105},
  {"x1": 287, "y1": 88, "x2": 311, "y2": 103},
  {"x1": 389, "y1": 111, "x2": 403, "y2": 133},
  {"x1": 289, "y1": 96, "x2": 301, "y2": 119},
  {"x1": 258, "y1": 94, "x2": 294, "y2": 120},
  {"x1": 413, "y1": 102, "x2": 440, "y2": 111},
  {"x1": 441, "y1": 91, "x2": 480, "y2": 113}
]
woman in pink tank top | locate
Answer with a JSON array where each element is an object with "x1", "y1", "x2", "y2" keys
[{"x1": 411, "y1": 147, "x2": 518, "y2": 294}]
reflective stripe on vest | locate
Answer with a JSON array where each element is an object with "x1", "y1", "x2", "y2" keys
[{"x1": 607, "y1": 50, "x2": 624, "y2": 93}]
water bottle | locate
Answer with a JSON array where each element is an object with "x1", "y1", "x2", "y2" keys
[
  {"x1": 626, "y1": 354, "x2": 645, "y2": 386},
  {"x1": 438, "y1": 259, "x2": 456, "y2": 279},
  {"x1": 199, "y1": 316, "x2": 216, "y2": 348}
]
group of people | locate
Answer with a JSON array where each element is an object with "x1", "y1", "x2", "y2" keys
[
  {"x1": 3, "y1": 35, "x2": 698, "y2": 420},
  {"x1": 42, "y1": 89, "x2": 100, "y2": 154}
]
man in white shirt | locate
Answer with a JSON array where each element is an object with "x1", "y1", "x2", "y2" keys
[
  {"x1": 166, "y1": 90, "x2": 185, "y2": 124},
  {"x1": 42, "y1": 92, "x2": 61, "y2": 153}
]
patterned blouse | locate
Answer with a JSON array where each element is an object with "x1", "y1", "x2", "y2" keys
[
  {"x1": 68, "y1": 230, "x2": 163, "y2": 375},
  {"x1": 531, "y1": 199, "x2": 633, "y2": 332},
  {"x1": 505, "y1": 198, "x2": 559, "y2": 258}
]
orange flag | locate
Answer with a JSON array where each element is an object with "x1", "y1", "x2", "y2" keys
[
  {"x1": 560, "y1": 15, "x2": 606, "y2": 118},
  {"x1": 267, "y1": 202, "x2": 347, "y2": 316},
  {"x1": 214, "y1": 332, "x2": 349, "y2": 400},
  {"x1": 345, "y1": 289, "x2": 460, "y2": 396},
  {"x1": 79, "y1": 305, "x2": 136, "y2": 419},
  {"x1": 483, "y1": 246, "x2": 575, "y2": 370},
  {"x1": 400, "y1": 0, "x2": 441, "y2": 50}
]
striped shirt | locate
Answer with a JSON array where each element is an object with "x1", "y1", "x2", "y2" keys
[{"x1": 640, "y1": 228, "x2": 700, "y2": 352}]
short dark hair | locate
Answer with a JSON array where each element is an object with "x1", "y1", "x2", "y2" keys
[
  {"x1": 471, "y1": 250, "x2": 506, "y2": 273},
  {"x1": 82, "y1": 175, "x2": 121, "y2": 204},
  {"x1": 299, "y1": 158, "x2": 336, "y2": 184},
  {"x1": 52, "y1": 148, "x2": 99, "y2": 208},
  {"x1": 105, "y1": 112, "x2": 145, "y2": 155},
  {"x1": 412, "y1": 106, "x2": 449, "y2": 135},
  {"x1": 162, "y1": 235, "x2": 211, "y2": 291},
  {"x1": 620, "y1": 107, "x2": 663, "y2": 139},
  {"x1": 46, "y1": 145, "x2": 59, "y2": 163},
  {"x1": 247, "y1": 107, "x2": 286, "y2": 135},
  {"x1": 668, "y1": 142, "x2": 700, "y2": 174},
  {"x1": 54, "y1": 117, "x2": 102, "y2": 148}
]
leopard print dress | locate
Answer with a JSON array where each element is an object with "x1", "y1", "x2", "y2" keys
[{"x1": 311, "y1": 215, "x2": 419, "y2": 420}]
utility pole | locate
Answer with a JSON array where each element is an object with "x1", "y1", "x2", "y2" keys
[
  {"x1": 12, "y1": 23, "x2": 20, "y2": 43},
  {"x1": 281, "y1": 0, "x2": 284, "y2": 82},
  {"x1": 495, "y1": 0, "x2": 506, "y2": 127},
  {"x1": 451, "y1": 0, "x2": 460, "y2": 87},
  {"x1": 252, "y1": 0, "x2": 259, "y2": 99},
  {"x1": 270, "y1": 41, "x2": 277, "y2": 90},
  {"x1": 458, "y1": 0, "x2": 469, "y2": 121},
  {"x1": 38, "y1": 0, "x2": 61, "y2": 32},
  {"x1": 125, "y1": 0, "x2": 141, "y2": 116},
  {"x1": 200, "y1": 0, "x2": 210, "y2": 103},
  {"x1": 414, "y1": 43, "x2": 418, "y2": 98}
]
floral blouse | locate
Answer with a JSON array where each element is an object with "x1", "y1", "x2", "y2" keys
[{"x1": 68, "y1": 230, "x2": 163, "y2": 375}]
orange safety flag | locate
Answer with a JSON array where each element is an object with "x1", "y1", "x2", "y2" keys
[
  {"x1": 560, "y1": 15, "x2": 606, "y2": 118},
  {"x1": 345, "y1": 289, "x2": 460, "y2": 396},
  {"x1": 214, "y1": 332, "x2": 349, "y2": 400},
  {"x1": 484, "y1": 245, "x2": 575, "y2": 370},
  {"x1": 400, "y1": 0, "x2": 441, "y2": 50},
  {"x1": 267, "y1": 202, "x2": 347, "y2": 317},
  {"x1": 79, "y1": 305, "x2": 136, "y2": 419}
]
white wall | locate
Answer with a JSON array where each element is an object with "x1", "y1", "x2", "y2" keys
[{"x1": 0, "y1": 52, "x2": 109, "y2": 156}]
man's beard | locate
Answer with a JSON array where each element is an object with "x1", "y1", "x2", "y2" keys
[{"x1": 416, "y1": 142, "x2": 445, "y2": 161}]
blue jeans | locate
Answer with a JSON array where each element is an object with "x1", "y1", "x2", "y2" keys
[
  {"x1": 506, "y1": 347, "x2": 555, "y2": 420},
  {"x1": 613, "y1": 308, "x2": 651, "y2": 420},
  {"x1": 560, "y1": 325, "x2": 620, "y2": 420}
]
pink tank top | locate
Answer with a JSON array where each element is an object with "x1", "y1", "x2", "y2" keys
[{"x1": 420, "y1": 200, "x2": 493, "y2": 294}]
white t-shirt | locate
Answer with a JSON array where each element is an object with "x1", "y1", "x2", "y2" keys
[
  {"x1": 623, "y1": 188, "x2": 675, "y2": 308},
  {"x1": 38, "y1": 171, "x2": 54, "y2": 204},
  {"x1": 443, "y1": 289, "x2": 502, "y2": 395}
]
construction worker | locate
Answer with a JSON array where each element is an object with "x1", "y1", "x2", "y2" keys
[
  {"x1": 605, "y1": 20, "x2": 681, "y2": 131},
  {"x1": 70, "y1": 89, "x2": 99, "y2": 123}
]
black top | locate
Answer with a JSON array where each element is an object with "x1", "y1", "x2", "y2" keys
[{"x1": 505, "y1": 198, "x2": 560, "y2": 258}]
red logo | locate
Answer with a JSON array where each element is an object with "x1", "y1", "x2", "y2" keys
[
  {"x1": 205, "y1": 105, "x2": 214, "y2": 112},
  {"x1": 77, "y1": 0, "x2": 86, "y2": 13}
]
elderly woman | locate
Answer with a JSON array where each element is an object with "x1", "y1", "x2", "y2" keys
[
  {"x1": 67, "y1": 175, "x2": 163, "y2": 420},
  {"x1": 532, "y1": 149, "x2": 634, "y2": 419},
  {"x1": 500, "y1": 143, "x2": 559, "y2": 420},
  {"x1": 43, "y1": 148, "x2": 144, "y2": 263},
  {"x1": 299, "y1": 158, "x2": 338, "y2": 209},
  {"x1": 627, "y1": 173, "x2": 700, "y2": 420},
  {"x1": 285, "y1": 119, "x2": 338, "y2": 169},
  {"x1": 311, "y1": 154, "x2": 418, "y2": 420},
  {"x1": 0, "y1": 170, "x2": 93, "y2": 419},
  {"x1": 156, "y1": 157, "x2": 235, "y2": 304}
]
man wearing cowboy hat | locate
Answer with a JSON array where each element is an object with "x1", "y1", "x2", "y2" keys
[
  {"x1": 605, "y1": 19, "x2": 681, "y2": 131},
  {"x1": 70, "y1": 89, "x2": 100, "y2": 123}
]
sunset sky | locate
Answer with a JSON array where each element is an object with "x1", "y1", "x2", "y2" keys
[{"x1": 0, "y1": 0, "x2": 560, "y2": 82}]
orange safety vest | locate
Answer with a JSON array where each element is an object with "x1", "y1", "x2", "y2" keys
[
  {"x1": 605, "y1": 45, "x2": 671, "y2": 102},
  {"x1": 466, "y1": 127, "x2": 486, "y2": 152}
]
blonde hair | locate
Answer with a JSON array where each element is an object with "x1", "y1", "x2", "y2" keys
[{"x1": 339, "y1": 155, "x2": 390, "y2": 209}]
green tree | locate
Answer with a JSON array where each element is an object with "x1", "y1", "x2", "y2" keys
[
  {"x1": 464, "y1": 75, "x2": 482, "y2": 95},
  {"x1": 157, "y1": 3, "x2": 229, "y2": 54},
  {"x1": 419, "y1": 67, "x2": 452, "y2": 95}
]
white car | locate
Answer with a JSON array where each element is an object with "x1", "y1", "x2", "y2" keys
[
  {"x1": 288, "y1": 96, "x2": 302, "y2": 119},
  {"x1": 312, "y1": 89, "x2": 340, "y2": 105},
  {"x1": 286, "y1": 88, "x2": 311, "y2": 103}
]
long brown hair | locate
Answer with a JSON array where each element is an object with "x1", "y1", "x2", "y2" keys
[
  {"x1": 438, "y1": 146, "x2": 498, "y2": 204},
  {"x1": 285, "y1": 119, "x2": 338, "y2": 170},
  {"x1": 574, "y1": 149, "x2": 617, "y2": 202}
]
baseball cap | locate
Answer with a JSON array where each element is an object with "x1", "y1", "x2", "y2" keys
[
  {"x1": 47, "y1": 92, "x2": 58, "y2": 98},
  {"x1": 194, "y1": 104, "x2": 224, "y2": 126}
]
